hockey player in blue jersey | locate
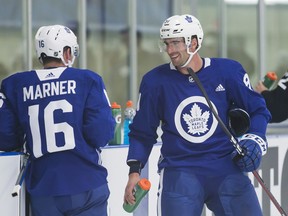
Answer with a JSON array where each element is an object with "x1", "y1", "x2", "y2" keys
[
  {"x1": 124, "y1": 15, "x2": 271, "y2": 215},
  {"x1": 0, "y1": 25, "x2": 115, "y2": 216}
]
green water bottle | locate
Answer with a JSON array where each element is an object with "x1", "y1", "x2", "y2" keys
[
  {"x1": 109, "y1": 102, "x2": 122, "y2": 145},
  {"x1": 123, "y1": 178, "x2": 151, "y2": 213},
  {"x1": 263, "y1": 71, "x2": 278, "y2": 89}
]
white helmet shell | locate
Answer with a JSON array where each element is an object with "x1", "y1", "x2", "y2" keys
[
  {"x1": 160, "y1": 14, "x2": 204, "y2": 48},
  {"x1": 35, "y1": 25, "x2": 79, "y2": 66}
]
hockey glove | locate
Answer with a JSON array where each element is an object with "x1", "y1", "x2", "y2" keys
[
  {"x1": 231, "y1": 133, "x2": 268, "y2": 172},
  {"x1": 228, "y1": 108, "x2": 250, "y2": 137}
]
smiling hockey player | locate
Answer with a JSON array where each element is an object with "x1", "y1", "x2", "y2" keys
[{"x1": 124, "y1": 14, "x2": 271, "y2": 216}]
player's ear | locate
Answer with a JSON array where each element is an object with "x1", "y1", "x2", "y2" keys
[
  {"x1": 63, "y1": 47, "x2": 72, "y2": 61},
  {"x1": 190, "y1": 37, "x2": 198, "y2": 51}
]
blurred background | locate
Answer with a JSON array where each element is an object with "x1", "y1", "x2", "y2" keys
[{"x1": 0, "y1": 0, "x2": 287, "y2": 132}]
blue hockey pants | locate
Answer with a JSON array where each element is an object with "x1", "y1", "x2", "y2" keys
[
  {"x1": 29, "y1": 183, "x2": 109, "y2": 216},
  {"x1": 157, "y1": 168, "x2": 262, "y2": 216}
]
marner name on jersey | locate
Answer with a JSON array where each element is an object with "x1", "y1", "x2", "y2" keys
[{"x1": 23, "y1": 80, "x2": 76, "y2": 102}]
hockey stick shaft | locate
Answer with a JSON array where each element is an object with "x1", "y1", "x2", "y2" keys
[
  {"x1": 187, "y1": 68, "x2": 244, "y2": 156},
  {"x1": 253, "y1": 170, "x2": 287, "y2": 216},
  {"x1": 12, "y1": 154, "x2": 29, "y2": 197},
  {"x1": 187, "y1": 67, "x2": 287, "y2": 216}
]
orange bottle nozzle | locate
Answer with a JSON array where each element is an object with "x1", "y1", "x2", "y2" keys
[
  {"x1": 126, "y1": 100, "x2": 133, "y2": 108},
  {"x1": 111, "y1": 102, "x2": 121, "y2": 109},
  {"x1": 138, "y1": 178, "x2": 151, "y2": 191},
  {"x1": 266, "y1": 71, "x2": 278, "y2": 81}
]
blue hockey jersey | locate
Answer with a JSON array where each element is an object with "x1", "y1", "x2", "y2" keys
[
  {"x1": 127, "y1": 58, "x2": 271, "y2": 176},
  {"x1": 0, "y1": 67, "x2": 115, "y2": 196}
]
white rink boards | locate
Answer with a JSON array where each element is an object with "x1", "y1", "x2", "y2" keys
[{"x1": 1, "y1": 134, "x2": 287, "y2": 216}]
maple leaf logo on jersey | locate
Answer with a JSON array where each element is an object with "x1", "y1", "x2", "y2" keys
[
  {"x1": 182, "y1": 103, "x2": 210, "y2": 135},
  {"x1": 175, "y1": 96, "x2": 217, "y2": 143}
]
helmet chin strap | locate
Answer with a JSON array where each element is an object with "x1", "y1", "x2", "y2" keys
[{"x1": 181, "y1": 45, "x2": 201, "y2": 68}]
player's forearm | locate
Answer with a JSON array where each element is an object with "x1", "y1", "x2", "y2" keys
[{"x1": 261, "y1": 88, "x2": 288, "y2": 122}]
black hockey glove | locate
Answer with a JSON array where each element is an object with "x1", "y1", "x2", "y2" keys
[
  {"x1": 228, "y1": 108, "x2": 250, "y2": 137},
  {"x1": 231, "y1": 133, "x2": 267, "y2": 172}
]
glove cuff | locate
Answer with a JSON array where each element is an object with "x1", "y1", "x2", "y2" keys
[
  {"x1": 239, "y1": 133, "x2": 268, "y2": 156},
  {"x1": 127, "y1": 160, "x2": 142, "y2": 175}
]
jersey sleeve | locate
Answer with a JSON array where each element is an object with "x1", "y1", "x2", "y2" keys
[
  {"x1": 0, "y1": 90, "x2": 24, "y2": 151},
  {"x1": 127, "y1": 75, "x2": 161, "y2": 166},
  {"x1": 82, "y1": 75, "x2": 115, "y2": 149},
  {"x1": 261, "y1": 73, "x2": 288, "y2": 123},
  {"x1": 225, "y1": 61, "x2": 271, "y2": 138}
]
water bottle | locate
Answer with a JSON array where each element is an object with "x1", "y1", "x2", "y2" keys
[
  {"x1": 123, "y1": 100, "x2": 136, "y2": 145},
  {"x1": 109, "y1": 102, "x2": 122, "y2": 145},
  {"x1": 263, "y1": 71, "x2": 278, "y2": 89},
  {"x1": 123, "y1": 178, "x2": 151, "y2": 213}
]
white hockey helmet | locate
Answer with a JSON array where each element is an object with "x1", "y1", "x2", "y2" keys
[
  {"x1": 35, "y1": 25, "x2": 79, "y2": 67},
  {"x1": 160, "y1": 14, "x2": 204, "y2": 48},
  {"x1": 159, "y1": 14, "x2": 203, "y2": 67}
]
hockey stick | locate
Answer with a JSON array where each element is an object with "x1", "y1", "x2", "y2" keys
[
  {"x1": 11, "y1": 153, "x2": 30, "y2": 197},
  {"x1": 187, "y1": 67, "x2": 287, "y2": 216}
]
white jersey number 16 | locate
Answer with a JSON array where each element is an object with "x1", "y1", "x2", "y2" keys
[{"x1": 28, "y1": 99, "x2": 76, "y2": 158}]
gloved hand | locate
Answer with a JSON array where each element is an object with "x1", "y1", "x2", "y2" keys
[{"x1": 231, "y1": 133, "x2": 268, "y2": 172}]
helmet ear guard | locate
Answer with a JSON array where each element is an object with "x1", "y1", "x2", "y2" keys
[{"x1": 228, "y1": 108, "x2": 251, "y2": 137}]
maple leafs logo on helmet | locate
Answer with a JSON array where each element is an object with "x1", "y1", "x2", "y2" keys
[
  {"x1": 185, "y1": 15, "x2": 193, "y2": 23},
  {"x1": 64, "y1": 26, "x2": 71, "y2": 33}
]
